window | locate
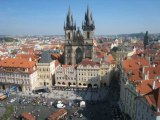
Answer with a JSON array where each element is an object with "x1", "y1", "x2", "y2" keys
[
  {"x1": 87, "y1": 32, "x2": 90, "y2": 39},
  {"x1": 68, "y1": 32, "x2": 70, "y2": 39}
]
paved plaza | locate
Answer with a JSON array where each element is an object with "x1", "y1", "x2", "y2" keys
[
  {"x1": 0, "y1": 87, "x2": 110, "y2": 120},
  {"x1": 19, "y1": 87, "x2": 109, "y2": 101}
]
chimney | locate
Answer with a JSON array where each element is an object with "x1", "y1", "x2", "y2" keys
[
  {"x1": 29, "y1": 57, "x2": 32, "y2": 61},
  {"x1": 152, "y1": 81, "x2": 156, "y2": 90},
  {"x1": 153, "y1": 64, "x2": 155, "y2": 67},
  {"x1": 147, "y1": 71, "x2": 149, "y2": 79},
  {"x1": 144, "y1": 71, "x2": 149, "y2": 80},
  {"x1": 142, "y1": 66, "x2": 145, "y2": 74}
]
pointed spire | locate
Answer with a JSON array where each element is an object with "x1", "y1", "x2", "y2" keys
[
  {"x1": 65, "y1": 6, "x2": 76, "y2": 30},
  {"x1": 68, "y1": 6, "x2": 71, "y2": 15},
  {"x1": 87, "y1": 4, "x2": 90, "y2": 15},
  {"x1": 64, "y1": 21, "x2": 66, "y2": 29},
  {"x1": 90, "y1": 12, "x2": 93, "y2": 21},
  {"x1": 71, "y1": 15, "x2": 73, "y2": 26},
  {"x1": 74, "y1": 21, "x2": 76, "y2": 29},
  {"x1": 144, "y1": 31, "x2": 149, "y2": 49}
]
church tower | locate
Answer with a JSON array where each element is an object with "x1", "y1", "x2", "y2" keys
[
  {"x1": 64, "y1": 7, "x2": 76, "y2": 44},
  {"x1": 64, "y1": 6, "x2": 95, "y2": 65},
  {"x1": 64, "y1": 7, "x2": 76, "y2": 64},
  {"x1": 82, "y1": 6, "x2": 95, "y2": 59},
  {"x1": 144, "y1": 31, "x2": 149, "y2": 49}
]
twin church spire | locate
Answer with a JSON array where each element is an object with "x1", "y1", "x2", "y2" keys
[
  {"x1": 64, "y1": 6, "x2": 76, "y2": 30},
  {"x1": 64, "y1": 6, "x2": 95, "y2": 31},
  {"x1": 82, "y1": 5, "x2": 95, "y2": 31}
]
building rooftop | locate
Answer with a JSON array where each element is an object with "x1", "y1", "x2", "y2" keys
[
  {"x1": 0, "y1": 58, "x2": 36, "y2": 68},
  {"x1": 39, "y1": 50, "x2": 56, "y2": 63},
  {"x1": 20, "y1": 112, "x2": 36, "y2": 120}
]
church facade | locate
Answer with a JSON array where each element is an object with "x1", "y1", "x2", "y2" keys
[{"x1": 64, "y1": 6, "x2": 95, "y2": 65}]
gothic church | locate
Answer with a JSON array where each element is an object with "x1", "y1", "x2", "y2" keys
[{"x1": 64, "y1": 6, "x2": 95, "y2": 65}]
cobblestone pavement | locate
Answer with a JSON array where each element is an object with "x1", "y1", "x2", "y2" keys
[
  {"x1": 18, "y1": 87, "x2": 108, "y2": 101},
  {"x1": 0, "y1": 107, "x2": 6, "y2": 117},
  {"x1": 0, "y1": 87, "x2": 110, "y2": 120}
]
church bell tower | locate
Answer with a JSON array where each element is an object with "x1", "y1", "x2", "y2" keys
[
  {"x1": 82, "y1": 5, "x2": 95, "y2": 59},
  {"x1": 64, "y1": 7, "x2": 76, "y2": 64}
]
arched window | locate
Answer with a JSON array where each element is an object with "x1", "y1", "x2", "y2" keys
[
  {"x1": 68, "y1": 32, "x2": 70, "y2": 39},
  {"x1": 87, "y1": 32, "x2": 90, "y2": 39}
]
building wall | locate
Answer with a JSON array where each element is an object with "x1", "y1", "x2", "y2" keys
[
  {"x1": 37, "y1": 61, "x2": 55, "y2": 87},
  {"x1": 77, "y1": 65, "x2": 100, "y2": 88},
  {"x1": 100, "y1": 63, "x2": 110, "y2": 86},
  {"x1": 55, "y1": 65, "x2": 77, "y2": 87},
  {"x1": 119, "y1": 63, "x2": 126, "y2": 111},
  {"x1": 0, "y1": 70, "x2": 37, "y2": 92},
  {"x1": 136, "y1": 98, "x2": 156, "y2": 120},
  {"x1": 124, "y1": 84, "x2": 137, "y2": 120}
]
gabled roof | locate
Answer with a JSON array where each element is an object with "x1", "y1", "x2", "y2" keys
[
  {"x1": 0, "y1": 58, "x2": 36, "y2": 68},
  {"x1": 144, "y1": 87, "x2": 160, "y2": 113},
  {"x1": 39, "y1": 50, "x2": 56, "y2": 63},
  {"x1": 48, "y1": 109, "x2": 67, "y2": 120},
  {"x1": 136, "y1": 80, "x2": 160, "y2": 95},
  {"x1": 20, "y1": 112, "x2": 35, "y2": 120},
  {"x1": 16, "y1": 54, "x2": 39, "y2": 61},
  {"x1": 78, "y1": 58, "x2": 99, "y2": 67}
]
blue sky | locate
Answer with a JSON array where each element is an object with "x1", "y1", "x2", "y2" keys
[{"x1": 0, "y1": 0, "x2": 160, "y2": 35}]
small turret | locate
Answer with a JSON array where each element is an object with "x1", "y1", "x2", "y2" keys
[{"x1": 144, "y1": 31, "x2": 149, "y2": 49}]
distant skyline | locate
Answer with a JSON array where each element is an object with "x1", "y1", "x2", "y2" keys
[{"x1": 0, "y1": 0, "x2": 160, "y2": 35}]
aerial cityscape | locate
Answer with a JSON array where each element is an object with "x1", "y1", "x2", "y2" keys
[{"x1": 0, "y1": 1, "x2": 160, "y2": 120}]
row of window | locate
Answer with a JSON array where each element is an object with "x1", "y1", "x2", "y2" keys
[
  {"x1": 0, "y1": 73, "x2": 29, "y2": 77},
  {"x1": 39, "y1": 75, "x2": 50, "y2": 79},
  {"x1": 0, "y1": 79, "x2": 29, "y2": 85},
  {"x1": 56, "y1": 77, "x2": 76, "y2": 80},
  {"x1": 78, "y1": 78, "x2": 99, "y2": 81},
  {"x1": 56, "y1": 71, "x2": 74, "y2": 74},
  {"x1": 38, "y1": 68, "x2": 50, "y2": 72},
  {"x1": 78, "y1": 73, "x2": 98, "y2": 76}
]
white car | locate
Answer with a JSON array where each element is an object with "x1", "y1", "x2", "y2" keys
[
  {"x1": 57, "y1": 103, "x2": 66, "y2": 108},
  {"x1": 9, "y1": 98, "x2": 16, "y2": 103}
]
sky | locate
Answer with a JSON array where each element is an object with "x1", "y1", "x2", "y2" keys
[{"x1": 0, "y1": 0, "x2": 160, "y2": 35}]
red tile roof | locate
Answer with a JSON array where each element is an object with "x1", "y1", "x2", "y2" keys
[
  {"x1": 144, "y1": 88, "x2": 160, "y2": 114},
  {"x1": 48, "y1": 109, "x2": 67, "y2": 120},
  {"x1": 123, "y1": 57, "x2": 149, "y2": 81},
  {"x1": 0, "y1": 58, "x2": 36, "y2": 68},
  {"x1": 16, "y1": 54, "x2": 39, "y2": 61},
  {"x1": 20, "y1": 112, "x2": 35, "y2": 120},
  {"x1": 143, "y1": 66, "x2": 160, "y2": 79},
  {"x1": 136, "y1": 80, "x2": 160, "y2": 95},
  {"x1": 79, "y1": 58, "x2": 99, "y2": 67}
]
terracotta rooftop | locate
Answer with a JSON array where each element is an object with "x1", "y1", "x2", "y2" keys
[
  {"x1": 48, "y1": 109, "x2": 67, "y2": 120},
  {"x1": 106, "y1": 54, "x2": 115, "y2": 64},
  {"x1": 123, "y1": 57, "x2": 149, "y2": 81},
  {"x1": 143, "y1": 66, "x2": 160, "y2": 79},
  {"x1": 20, "y1": 112, "x2": 35, "y2": 120},
  {"x1": 136, "y1": 79, "x2": 160, "y2": 95},
  {"x1": 79, "y1": 58, "x2": 99, "y2": 67},
  {"x1": 16, "y1": 54, "x2": 39, "y2": 62},
  {"x1": 144, "y1": 87, "x2": 160, "y2": 114},
  {"x1": 0, "y1": 58, "x2": 36, "y2": 69}
]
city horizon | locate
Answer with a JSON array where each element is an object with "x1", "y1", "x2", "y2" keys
[
  {"x1": 0, "y1": 0, "x2": 160, "y2": 35},
  {"x1": 0, "y1": 32, "x2": 160, "y2": 37}
]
